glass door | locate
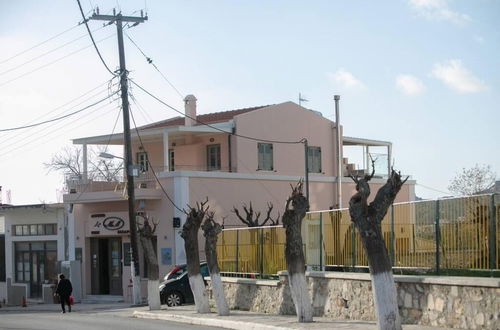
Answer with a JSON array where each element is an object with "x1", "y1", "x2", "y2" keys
[{"x1": 109, "y1": 238, "x2": 122, "y2": 295}]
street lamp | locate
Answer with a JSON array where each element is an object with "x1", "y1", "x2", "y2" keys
[{"x1": 99, "y1": 152, "x2": 124, "y2": 160}]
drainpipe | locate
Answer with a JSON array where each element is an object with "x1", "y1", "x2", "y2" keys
[{"x1": 334, "y1": 95, "x2": 342, "y2": 209}]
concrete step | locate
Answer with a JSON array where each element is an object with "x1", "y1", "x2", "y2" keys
[{"x1": 81, "y1": 295, "x2": 124, "y2": 304}]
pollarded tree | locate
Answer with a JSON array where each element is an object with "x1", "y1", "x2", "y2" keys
[
  {"x1": 348, "y1": 167, "x2": 407, "y2": 330},
  {"x1": 137, "y1": 215, "x2": 160, "y2": 310},
  {"x1": 201, "y1": 212, "x2": 229, "y2": 316},
  {"x1": 181, "y1": 200, "x2": 210, "y2": 313},
  {"x1": 282, "y1": 181, "x2": 313, "y2": 322},
  {"x1": 232, "y1": 202, "x2": 279, "y2": 227}
]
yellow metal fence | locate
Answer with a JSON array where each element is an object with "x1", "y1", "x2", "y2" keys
[{"x1": 216, "y1": 194, "x2": 499, "y2": 275}]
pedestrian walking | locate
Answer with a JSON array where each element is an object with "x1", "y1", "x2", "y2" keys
[{"x1": 55, "y1": 273, "x2": 73, "y2": 313}]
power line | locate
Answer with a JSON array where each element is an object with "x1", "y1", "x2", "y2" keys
[
  {"x1": 130, "y1": 79, "x2": 305, "y2": 145},
  {"x1": 0, "y1": 91, "x2": 118, "y2": 132},
  {"x1": 0, "y1": 33, "x2": 116, "y2": 88},
  {"x1": 0, "y1": 80, "x2": 114, "y2": 142},
  {"x1": 0, "y1": 24, "x2": 81, "y2": 65},
  {"x1": 0, "y1": 102, "x2": 119, "y2": 160},
  {"x1": 0, "y1": 25, "x2": 105, "y2": 77},
  {"x1": 76, "y1": 0, "x2": 117, "y2": 76},
  {"x1": 125, "y1": 32, "x2": 184, "y2": 99},
  {"x1": 416, "y1": 183, "x2": 451, "y2": 195}
]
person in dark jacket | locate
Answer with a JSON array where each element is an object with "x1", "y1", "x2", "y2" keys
[{"x1": 55, "y1": 273, "x2": 73, "y2": 313}]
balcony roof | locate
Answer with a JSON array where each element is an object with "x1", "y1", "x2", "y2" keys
[
  {"x1": 343, "y1": 136, "x2": 391, "y2": 147},
  {"x1": 72, "y1": 105, "x2": 269, "y2": 145}
]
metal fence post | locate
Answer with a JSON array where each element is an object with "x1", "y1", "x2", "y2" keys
[
  {"x1": 435, "y1": 200, "x2": 441, "y2": 274},
  {"x1": 259, "y1": 228, "x2": 264, "y2": 277},
  {"x1": 390, "y1": 205, "x2": 395, "y2": 266},
  {"x1": 489, "y1": 194, "x2": 497, "y2": 269},
  {"x1": 235, "y1": 230, "x2": 239, "y2": 273},
  {"x1": 351, "y1": 225, "x2": 356, "y2": 271},
  {"x1": 320, "y1": 213, "x2": 323, "y2": 271}
]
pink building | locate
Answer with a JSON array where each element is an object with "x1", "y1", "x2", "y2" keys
[{"x1": 63, "y1": 96, "x2": 415, "y2": 301}]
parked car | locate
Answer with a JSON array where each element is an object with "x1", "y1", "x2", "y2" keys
[{"x1": 159, "y1": 262, "x2": 209, "y2": 306}]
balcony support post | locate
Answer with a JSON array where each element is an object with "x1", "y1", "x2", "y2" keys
[
  {"x1": 163, "y1": 131, "x2": 169, "y2": 171},
  {"x1": 82, "y1": 143, "x2": 88, "y2": 183}
]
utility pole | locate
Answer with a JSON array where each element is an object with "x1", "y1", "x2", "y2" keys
[{"x1": 90, "y1": 8, "x2": 147, "y2": 305}]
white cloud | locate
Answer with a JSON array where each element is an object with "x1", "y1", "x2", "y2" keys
[
  {"x1": 328, "y1": 69, "x2": 365, "y2": 89},
  {"x1": 396, "y1": 74, "x2": 425, "y2": 96},
  {"x1": 409, "y1": 0, "x2": 470, "y2": 25},
  {"x1": 431, "y1": 59, "x2": 487, "y2": 93}
]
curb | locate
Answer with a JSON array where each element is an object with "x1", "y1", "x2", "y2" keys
[{"x1": 133, "y1": 311, "x2": 290, "y2": 330}]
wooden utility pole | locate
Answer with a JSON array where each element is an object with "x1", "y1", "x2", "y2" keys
[{"x1": 90, "y1": 9, "x2": 147, "y2": 305}]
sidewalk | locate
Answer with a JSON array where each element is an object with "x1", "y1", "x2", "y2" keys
[{"x1": 133, "y1": 305, "x2": 458, "y2": 330}]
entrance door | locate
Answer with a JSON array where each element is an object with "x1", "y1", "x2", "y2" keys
[{"x1": 90, "y1": 237, "x2": 123, "y2": 295}]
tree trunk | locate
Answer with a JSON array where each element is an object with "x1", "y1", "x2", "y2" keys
[
  {"x1": 202, "y1": 214, "x2": 229, "y2": 316},
  {"x1": 139, "y1": 235, "x2": 160, "y2": 310},
  {"x1": 348, "y1": 170, "x2": 407, "y2": 330},
  {"x1": 282, "y1": 182, "x2": 313, "y2": 322},
  {"x1": 181, "y1": 202, "x2": 210, "y2": 313}
]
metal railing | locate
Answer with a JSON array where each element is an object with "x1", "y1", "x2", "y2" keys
[{"x1": 216, "y1": 194, "x2": 499, "y2": 276}]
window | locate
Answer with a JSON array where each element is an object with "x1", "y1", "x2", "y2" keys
[
  {"x1": 137, "y1": 152, "x2": 149, "y2": 172},
  {"x1": 307, "y1": 146, "x2": 322, "y2": 173},
  {"x1": 13, "y1": 224, "x2": 57, "y2": 236},
  {"x1": 206, "y1": 144, "x2": 221, "y2": 171},
  {"x1": 258, "y1": 143, "x2": 273, "y2": 171},
  {"x1": 168, "y1": 149, "x2": 175, "y2": 171}
]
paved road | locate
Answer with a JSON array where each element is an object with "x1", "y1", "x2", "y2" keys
[{"x1": 0, "y1": 307, "x2": 223, "y2": 330}]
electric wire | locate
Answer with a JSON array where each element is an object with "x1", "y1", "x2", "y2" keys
[
  {"x1": 0, "y1": 87, "x2": 118, "y2": 155},
  {"x1": 76, "y1": 0, "x2": 117, "y2": 76},
  {"x1": 416, "y1": 183, "x2": 451, "y2": 195},
  {"x1": 125, "y1": 32, "x2": 184, "y2": 99},
  {"x1": 0, "y1": 24, "x2": 81, "y2": 65},
  {"x1": 130, "y1": 79, "x2": 305, "y2": 145},
  {"x1": 0, "y1": 102, "x2": 120, "y2": 160},
  {"x1": 0, "y1": 80, "x2": 116, "y2": 145},
  {"x1": 0, "y1": 91, "x2": 118, "y2": 132},
  {"x1": 0, "y1": 25, "x2": 106, "y2": 77},
  {"x1": 129, "y1": 105, "x2": 184, "y2": 213},
  {"x1": 103, "y1": 105, "x2": 122, "y2": 153},
  {"x1": 0, "y1": 33, "x2": 116, "y2": 88}
]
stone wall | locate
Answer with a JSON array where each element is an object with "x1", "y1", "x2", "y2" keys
[{"x1": 208, "y1": 272, "x2": 500, "y2": 329}]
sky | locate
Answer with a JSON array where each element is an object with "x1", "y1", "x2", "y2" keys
[{"x1": 0, "y1": 0, "x2": 498, "y2": 204}]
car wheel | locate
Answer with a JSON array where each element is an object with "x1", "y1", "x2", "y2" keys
[{"x1": 166, "y1": 291, "x2": 182, "y2": 307}]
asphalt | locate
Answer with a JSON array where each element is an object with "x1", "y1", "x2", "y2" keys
[{"x1": 0, "y1": 302, "x2": 458, "y2": 330}]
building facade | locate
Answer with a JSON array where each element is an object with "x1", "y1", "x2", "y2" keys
[
  {"x1": 62, "y1": 98, "x2": 416, "y2": 302},
  {"x1": 0, "y1": 204, "x2": 65, "y2": 304}
]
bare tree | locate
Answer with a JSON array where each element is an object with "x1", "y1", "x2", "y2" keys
[
  {"x1": 448, "y1": 164, "x2": 496, "y2": 196},
  {"x1": 232, "y1": 202, "x2": 279, "y2": 227},
  {"x1": 201, "y1": 212, "x2": 229, "y2": 316},
  {"x1": 282, "y1": 181, "x2": 313, "y2": 322},
  {"x1": 137, "y1": 215, "x2": 160, "y2": 310},
  {"x1": 348, "y1": 165, "x2": 407, "y2": 330},
  {"x1": 181, "y1": 199, "x2": 210, "y2": 313},
  {"x1": 45, "y1": 145, "x2": 123, "y2": 184}
]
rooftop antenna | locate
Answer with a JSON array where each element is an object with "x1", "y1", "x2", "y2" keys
[{"x1": 299, "y1": 93, "x2": 309, "y2": 106}]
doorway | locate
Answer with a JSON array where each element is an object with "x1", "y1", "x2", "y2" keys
[{"x1": 90, "y1": 237, "x2": 122, "y2": 295}]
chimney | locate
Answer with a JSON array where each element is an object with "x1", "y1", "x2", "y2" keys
[{"x1": 183, "y1": 94, "x2": 197, "y2": 126}]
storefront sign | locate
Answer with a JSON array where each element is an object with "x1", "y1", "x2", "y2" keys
[{"x1": 87, "y1": 212, "x2": 130, "y2": 236}]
